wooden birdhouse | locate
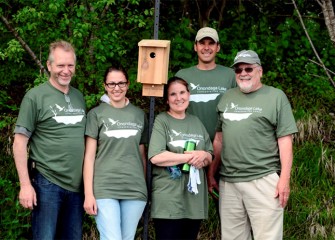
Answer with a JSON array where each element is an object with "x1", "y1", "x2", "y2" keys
[{"x1": 137, "y1": 40, "x2": 171, "y2": 97}]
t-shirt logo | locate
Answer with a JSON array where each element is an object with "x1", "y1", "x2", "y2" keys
[
  {"x1": 50, "y1": 103, "x2": 85, "y2": 125},
  {"x1": 189, "y1": 83, "x2": 200, "y2": 90},
  {"x1": 223, "y1": 102, "x2": 262, "y2": 121},
  {"x1": 189, "y1": 82, "x2": 226, "y2": 103},
  {"x1": 102, "y1": 118, "x2": 142, "y2": 138},
  {"x1": 169, "y1": 129, "x2": 182, "y2": 141},
  {"x1": 167, "y1": 129, "x2": 202, "y2": 148}
]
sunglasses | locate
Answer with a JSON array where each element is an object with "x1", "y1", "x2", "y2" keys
[{"x1": 234, "y1": 66, "x2": 258, "y2": 74}]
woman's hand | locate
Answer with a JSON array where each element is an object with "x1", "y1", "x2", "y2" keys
[
  {"x1": 184, "y1": 150, "x2": 211, "y2": 169},
  {"x1": 84, "y1": 195, "x2": 98, "y2": 215}
]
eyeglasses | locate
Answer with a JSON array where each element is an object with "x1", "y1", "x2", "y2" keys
[
  {"x1": 105, "y1": 81, "x2": 128, "y2": 89},
  {"x1": 234, "y1": 66, "x2": 258, "y2": 74}
]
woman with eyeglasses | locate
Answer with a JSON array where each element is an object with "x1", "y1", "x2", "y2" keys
[
  {"x1": 83, "y1": 65, "x2": 148, "y2": 240},
  {"x1": 148, "y1": 76, "x2": 213, "y2": 240}
]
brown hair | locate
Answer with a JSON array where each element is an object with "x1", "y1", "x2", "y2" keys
[
  {"x1": 164, "y1": 76, "x2": 189, "y2": 110},
  {"x1": 103, "y1": 65, "x2": 129, "y2": 83}
]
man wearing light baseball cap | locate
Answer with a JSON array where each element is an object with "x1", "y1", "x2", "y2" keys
[
  {"x1": 195, "y1": 27, "x2": 219, "y2": 43},
  {"x1": 232, "y1": 49, "x2": 262, "y2": 66},
  {"x1": 211, "y1": 49, "x2": 298, "y2": 239},
  {"x1": 176, "y1": 27, "x2": 236, "y2": 206}
]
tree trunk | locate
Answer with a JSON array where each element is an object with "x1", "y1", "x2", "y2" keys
[
  {"x1": 0, "y1": 15, "x2": 49, "y2": 77},
  {"x1": 317, "y1": 0, "x2": 335, "y2": 46},
  {"x1": 194, "y1": 0, "x2": 227, "y2": 27}
]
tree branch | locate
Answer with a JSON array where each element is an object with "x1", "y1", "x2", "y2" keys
[
  {"x1": 319, "y1": 0, "x2": 335, "y2": 46},
  {"x1": 0, "y1": 14, "x2": 49, "y2": 77},
  {"x1": 204, "y1": 1, "x2": 215, "y2": 27},
  {"x1": 292, "y1": 0, "x2": 335, "y2": 88},
  {"x1": 195, "y1": 0, "x2": 203, "y2": 27},
  {"x1": 309, "y1": 59, "x2": 335, "y2": 75},
  {"x1": 218, "y1": 0, "x2": 227, "y2": 28}
]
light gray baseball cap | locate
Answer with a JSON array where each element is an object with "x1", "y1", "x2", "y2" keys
[{"x1": 231, "y1": 50, "x2": 261, "y2": 67}]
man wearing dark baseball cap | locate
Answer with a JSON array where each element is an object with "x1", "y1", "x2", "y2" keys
[{"x1": 211, "y1": 49, "x2": 298, "y2": 239}]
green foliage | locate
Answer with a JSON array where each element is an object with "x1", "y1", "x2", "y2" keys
[
  {"x1": 2, "y1": 39, "x2": 25, "y2": 62},
  {"x1": 0, "y1": 155, "x2": 31, "y2": 240},
  {"x1": 0, "y1": 179, "x2": 31, "y2": 239}
]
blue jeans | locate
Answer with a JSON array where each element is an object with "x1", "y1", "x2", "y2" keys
[
  {"x1": 32, "y1": 172, "x2": 83, "y2": 240},
  {"x1": 95, "y1": 199, "x2": 146, "y2": 240}
]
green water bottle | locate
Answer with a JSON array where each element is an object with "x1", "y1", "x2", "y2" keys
[{"x1": 182, "y1": 140, "x2": 196, "y2": 173}]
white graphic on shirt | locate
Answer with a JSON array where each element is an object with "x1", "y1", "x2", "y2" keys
[
  {"x1": 169, "y1": 139, "x2": 200, "y2": 149},
  {"x1": 190, "y1": 94, "x2": 220, "y2": 103},
  {"x1": 189, "y1": 83, "x2": 200, "y2": 90},
  {"x1": 169, "y1": 140, "x2": 187, "y2": 148},
  {"x1": 108, "y1": 118, "x2": 119, "y2": 125},
  {"x1": 102, "y1": 118, "x2": 141, "y2": 138},
  {"x1": 222, "y1": 102, "x2": 263, "y2": 121},
  {"x1": 223, "y1": 112, "x2": 252, "y2": 121},
  {"x1": 171, "y1": 129, "x2": 181, "y2": 138},
  {"x1": 168, "y1": 129, "x2": 202, "y2": 148},
  {"x1": 49, "y1": 103, "x2": 85, "y2": 125},
  {"x1": 55, "y1": 104, "x2": 65, "y2": 111},
  {"x1": 189, "y1": 82, "x2": 227, "y2": 103},
  {"x1": 230, "y1": 103, "x2": 238, "y2": 109},
  {"x1": 167, "y1": 129, "x2": 182, "y2": 142},
  {"x1": 104, "y1": 129, "x2": 138, "y2": 138}
]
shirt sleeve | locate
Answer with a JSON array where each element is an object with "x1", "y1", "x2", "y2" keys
[
  {"x1": 148, "y1": 115, "x2": 168, "y2": 159},
  {"x1": 14, "y1": 126, "x2": 32, "y2": 138}
]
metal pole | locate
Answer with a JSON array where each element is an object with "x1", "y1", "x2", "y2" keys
[{"x1": 142, "y1": 0, "x2": 160, "y2": 239}]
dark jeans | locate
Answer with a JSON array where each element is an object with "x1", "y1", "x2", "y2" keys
[
  {"x1": 31, "y1": 172, "x2": 83, "y2": 240},
  {"x1": 153, "y1": 218, "x2": 202, "y2": 240}
]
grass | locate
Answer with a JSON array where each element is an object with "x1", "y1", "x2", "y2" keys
[{"x1": 285, "y1": 141, "x2": 335, "y2": 239}]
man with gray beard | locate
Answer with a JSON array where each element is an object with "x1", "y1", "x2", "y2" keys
[{"x1": 210, "y1": 50, "x2": 298, "y2": 239}]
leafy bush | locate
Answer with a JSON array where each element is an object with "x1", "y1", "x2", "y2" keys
[{"x1": 0, "y1": 156, "x2": 31, "y2": 239}]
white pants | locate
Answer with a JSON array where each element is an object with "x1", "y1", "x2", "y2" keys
[{"x1": 219, "y1": 173, "x2": 283, "y2": 240}]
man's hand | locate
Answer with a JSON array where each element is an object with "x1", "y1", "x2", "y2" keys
[
  {"x1": 207, "y1": 174, "x2": 219, "y2": 200},
  {"x1": 19, "y1": 184, "x2": 37, "y2": 210},
  {"x1": 207, "y1": 131, "x2": 222, "y2": 200},
  {"x1": 275, "y1": 176, "x2": 290, "y2": 208}
]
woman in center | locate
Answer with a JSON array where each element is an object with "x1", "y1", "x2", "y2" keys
[{"x1": 148, "y1": 76, "x2": 213, "y2": 240}]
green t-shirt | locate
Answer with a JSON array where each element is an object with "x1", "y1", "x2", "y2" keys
[
  {"x1": 85, "y1": 102, "x2": 148, "y2": 201},
  {"x1": 216, "y1": 85, "x2": 298, "y2": 182},
  {"x1": 148, "y1": 112, "x2": 213, "y2": 219},
  {"x1": 176, "y1": 65, "x2": 236, "y2": 140},
  {"x1": 15, "y1": 81, "x2": 86, "y2": 192}
]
